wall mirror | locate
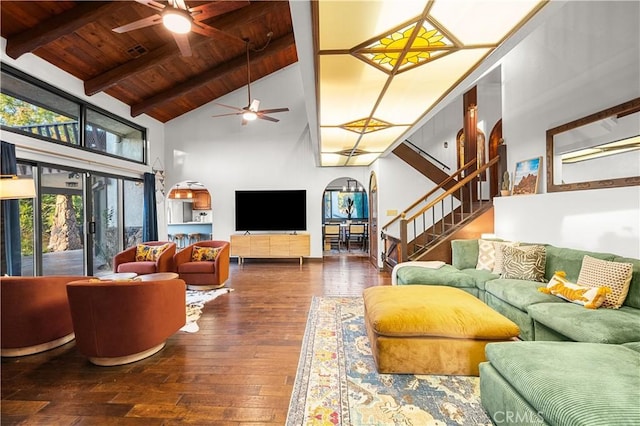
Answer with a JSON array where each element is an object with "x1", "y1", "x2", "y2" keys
[{"x1": 546, "y1": 97, "x2": 640, "y2": 192}]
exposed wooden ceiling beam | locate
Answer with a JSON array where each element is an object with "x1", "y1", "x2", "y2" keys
[
  {"x1": 84, "y1": 1, "x2": 280, "y2": 96},
  {"x1": 130, "y1": 32, "x2": 296, "y2": 117},
  {"x1": 4, "y1": 2, "x2": 127, "y2": 59}
]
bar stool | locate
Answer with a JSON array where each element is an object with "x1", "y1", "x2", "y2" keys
[
  {"x1": 173, "y1": 233, "x2": 186, "y2": 249},
  {"x1": 188, "y1": 233, "x2": 201, "y2": 245}
]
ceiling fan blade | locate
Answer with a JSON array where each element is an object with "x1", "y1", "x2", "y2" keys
[
  {"x1": 172, "y1": 0, "x2": 189, "y2": 11},
  {"x1": 189, "y1": 1, "x2": 249, "y2": 22},
  {"x1": 212, "y1": 112, "x2": 243, "y2": 118},
  {"x1": 258, "y1": 114, "x2": 280, "y2": 123},
  {"x1": 135, "y1": 0, "x2": 166, "y2": 12},
  {"x1": 112, "y1": 14, "x2": 162, "y2": 33},
  {"x1": 191, "y1": 22, "x2": 245, "y2": 44},
  {"x1": 249, "y1": 99, "x2": 260, "y2": 112},
  {"x1": 213, "y1": 102, "x2": 244, "y2": 112},
  {"x1": 172, "y1": 32, "x2": 192, "y2": 57},
  {"x1": 257, "y1": 108, "x2": 289, "y2": 114}
]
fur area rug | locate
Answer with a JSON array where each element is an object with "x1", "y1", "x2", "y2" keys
[{"x1": 180, "y1": 287, "x2": 234, "y2": 333}]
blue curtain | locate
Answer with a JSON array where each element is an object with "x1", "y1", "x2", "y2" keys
[
  {"x1": 1, "y1": 141, "x2": 22, "y2": 275},
  {"x1": 142, "y1": 172, "x2": 158, "y2": 241}
]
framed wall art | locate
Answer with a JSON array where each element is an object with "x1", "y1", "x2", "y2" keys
[{"x1": 512, "y1": 157, "x2": 542, "y2": 195}]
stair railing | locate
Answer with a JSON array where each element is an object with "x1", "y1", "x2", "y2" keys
[{"x1": 382, "y1": 156, "x2": 500, "y2": 267}]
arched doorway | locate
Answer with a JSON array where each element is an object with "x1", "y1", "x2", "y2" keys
[
  {"x1": 321, "y1": 177, "x2": 369, "y2": 257},
  {"x1": 166, "y1": 180, "x2": 212, "y2": 248}
]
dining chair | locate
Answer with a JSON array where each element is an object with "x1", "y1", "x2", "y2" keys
[
  {"x1": 347, "y1": 224, "x2": 367, "y2": 251},
  {"x1": 323, "y1": 224, "x2": 343, "y2": 252}
]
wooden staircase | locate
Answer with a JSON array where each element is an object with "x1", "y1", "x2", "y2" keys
[{"x1": 381, "y1": 154, "x2": 500, "y2": 271}]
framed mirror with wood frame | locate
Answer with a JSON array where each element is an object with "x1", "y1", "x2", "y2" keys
[{"x1": 546, "y1": 97, "x2": 640, "y2": 193}]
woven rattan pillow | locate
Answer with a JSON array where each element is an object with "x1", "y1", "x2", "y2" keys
[{"x1": 577, "y1": 255, "x2": 633, "y2": 309}]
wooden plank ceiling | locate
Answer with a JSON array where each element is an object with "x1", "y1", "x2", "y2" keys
[{"x1": 0, "y1": 1, "x2": 298, "y2": 123}]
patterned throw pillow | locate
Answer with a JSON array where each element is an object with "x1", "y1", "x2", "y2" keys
[
  {"x1": 501, "y1": 245, "x2": 547, "y2": 282},
  {"x1": 492, "y1": 241, "x2": 520, "y2": 274},
  {"x1": 135, "y1": 243, "x2": 169, "y2": 262},
  {"x1": 577, "y1": 255, "x2": 633, "y2": 309},
  {"x1": 540, "y1": 271, "x2": 611, "y2": 309},
  {"x1": 135, "y1": 244, "x2": 154, "y2": 261},
  {"x1": 476, "y1": 239, "x2": 497, "y2": 271},
  {"x1": 191, "y1": 246, "x2": 221, "y2": 262}
]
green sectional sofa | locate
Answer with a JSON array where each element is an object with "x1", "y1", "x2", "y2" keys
[
  {"x1": 394, "y1": 239, "x2": 640, "y2": 343},
  {"x1": 480, "y1": 341, "x2": 640, "y2": 426},
  {"x1": 393, "y1": 239, "x2": 640, "y2": 425}
]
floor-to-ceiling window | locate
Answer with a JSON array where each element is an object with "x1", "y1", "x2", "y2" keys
[
  {"x1": 11, "y1": 162, "x2": 144, "y2": 276},
  {"x1": 1, "y1": 64, "x2": 149, "y2": 277}
]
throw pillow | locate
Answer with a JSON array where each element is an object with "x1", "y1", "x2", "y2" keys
[
  {"x1": 476, "y1": 239, "x2": 497, "y2": 271},
  {"x1": 135, "y1": 243, "x2": 169, "y2": 262},
  {"x1": 492, "y1": 241, "x2": 520, "y2": 274},
  {"x1": 191, "y1": 246, "x2": 221, "y2": 262},
  {"x1": 577, "y1": 255, "x2": 633, "y2": 309},
  {"x1": 501, "y1": 245, "x2": 547, "y2": 282},
  {"x1": 135, "y1": 244, "x2": 155, "y2": 261},
  {"x1": 539, "y1": 271, "x2": 611, "y2": 309}
]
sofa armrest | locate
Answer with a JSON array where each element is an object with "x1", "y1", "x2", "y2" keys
[
  {"x1": 113, "y1": 246, "x2": 137, "y2": 271},
  {"x1": 155, "y1": 243, "x2": 176, "y2": 272}
]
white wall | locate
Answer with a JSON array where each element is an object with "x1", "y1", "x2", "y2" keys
[
  {"x1": 496, "y1": 1, "x2": 640, "y2": 257},
  {"x1": 163, "y1": 63, "x2": 369, "y2": 258},
  {"x1": 494, "y1": 187, "x2": 640, "y2": 258}
]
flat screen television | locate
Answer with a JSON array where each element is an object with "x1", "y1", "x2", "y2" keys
[{"x1": 235, "y1": 190, "x2": 307, "y2": 232}]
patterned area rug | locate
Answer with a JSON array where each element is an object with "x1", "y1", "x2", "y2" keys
[
  {"x1": 180, "y1": 287, "x2": 234, "y2": 333},
  {"x1": 287, "y1": 296, "x2": 492, "y2": 425}
]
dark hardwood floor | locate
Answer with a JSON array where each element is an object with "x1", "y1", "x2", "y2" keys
[{"x1": 1, "y1": 255, "x2": 391, "y2": 425}]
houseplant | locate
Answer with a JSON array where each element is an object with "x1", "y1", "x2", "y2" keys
[{"x1": 501, "y1": 171, "x2": 511, "y2": 196}]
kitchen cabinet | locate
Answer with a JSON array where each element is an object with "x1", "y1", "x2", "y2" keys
[{"x1": 192, "y1": 190, "x2": 211, "y2": 210}]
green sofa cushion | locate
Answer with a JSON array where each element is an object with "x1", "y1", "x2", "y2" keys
[
  {"x1": 460, "y1": 268, "x2": 500, "y2": 290},
  {"x1": 451, "y1": 239, "x2": 479, "y2": 270},
  {"x1": 484, "y1": 278, "x2": 563, "y2": 310},
  {"x1": 396, "y1": 264, "x2": 477, "y2": 289},
  {"x1": 614, "y1": 256, "x2": 640, "y2": 309},
  {"x1": 527, "y1": 303, "x2": 640, "y2": 344},
  {"x1": 544, "y1": 246, "x2": 616, "y2": 282},
  {"x1": 485, "y1": 341, "x2": 640, "y2": 426},
  {"x1": 623, "y1": 341, "x2": 640, "y2": 353}
]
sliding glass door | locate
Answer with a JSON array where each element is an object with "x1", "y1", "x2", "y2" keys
[
  {"x1": 39, "y1": 166, "x2": 85, "y2": 275},
  {"x1": 7, "y1": 162, "x2": 145, "y2": 276}
]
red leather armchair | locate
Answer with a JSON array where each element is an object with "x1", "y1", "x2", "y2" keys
[
  {"x1": 113, "y1": 241, "x2": 176, "y2": 275},
  {"x1": 1, "y1": 275, "x2": 91, "y2": 357},
  {"x1": 173, "y1": 240, "x2": 230, "y2": 290},
  {"x1": 66, "y1": 277, "x2": 186, "y2": 366}
]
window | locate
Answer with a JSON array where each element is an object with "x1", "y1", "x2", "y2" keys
[
  {"x1": 0, "y1": 64, "x2": 146, "y2": 163},
  {"x1": 85, "y1": 108, "x2": 144, "y2": 160},
  {"x1": 324, "y1": 190, "x2": 369, "y2": 221},
  {"x1": 0, "y1": 71, "x2": 79, "y2": 144}
]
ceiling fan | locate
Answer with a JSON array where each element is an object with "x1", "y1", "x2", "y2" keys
[
  {"x1": 211, "y1": 38, "x2": 290, "y2": 125},
  {"x1": 112, "y1": 0, "x2": 243, "y2": 57}
]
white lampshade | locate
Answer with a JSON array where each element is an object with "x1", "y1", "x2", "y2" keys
[
  {"x1": 242, "y1": 110, "x2": 258, "y2": 121},
  {"x1": 0, "y1": 176, "x2": 36, "y2": 199},
  {"x1": 162, "y1": 10, "x2": 192, "y2": 34}
]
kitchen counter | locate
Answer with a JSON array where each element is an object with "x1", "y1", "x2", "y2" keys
[{"x1": 167, "y1": 222, "x2": 213, "y2": 242}]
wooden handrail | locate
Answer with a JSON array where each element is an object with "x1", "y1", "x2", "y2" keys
[
  {"x1": 382, "y1": 158, "x2": 477, "y2": 230},
  {"x1": 404, "y1": 156, "x2": 499, "y2": 223}
]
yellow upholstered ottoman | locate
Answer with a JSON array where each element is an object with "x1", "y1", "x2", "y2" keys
[{"x1": 363, "y1": 285, "x2": 519, "y2": 376}]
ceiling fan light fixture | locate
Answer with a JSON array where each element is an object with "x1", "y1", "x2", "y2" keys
[
  {"x1": 242, "y1": 110, "x2": 258, "y2": 121},
  {"x1": 162, "y1": 9, "x2": 192, "y2": 34}
]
